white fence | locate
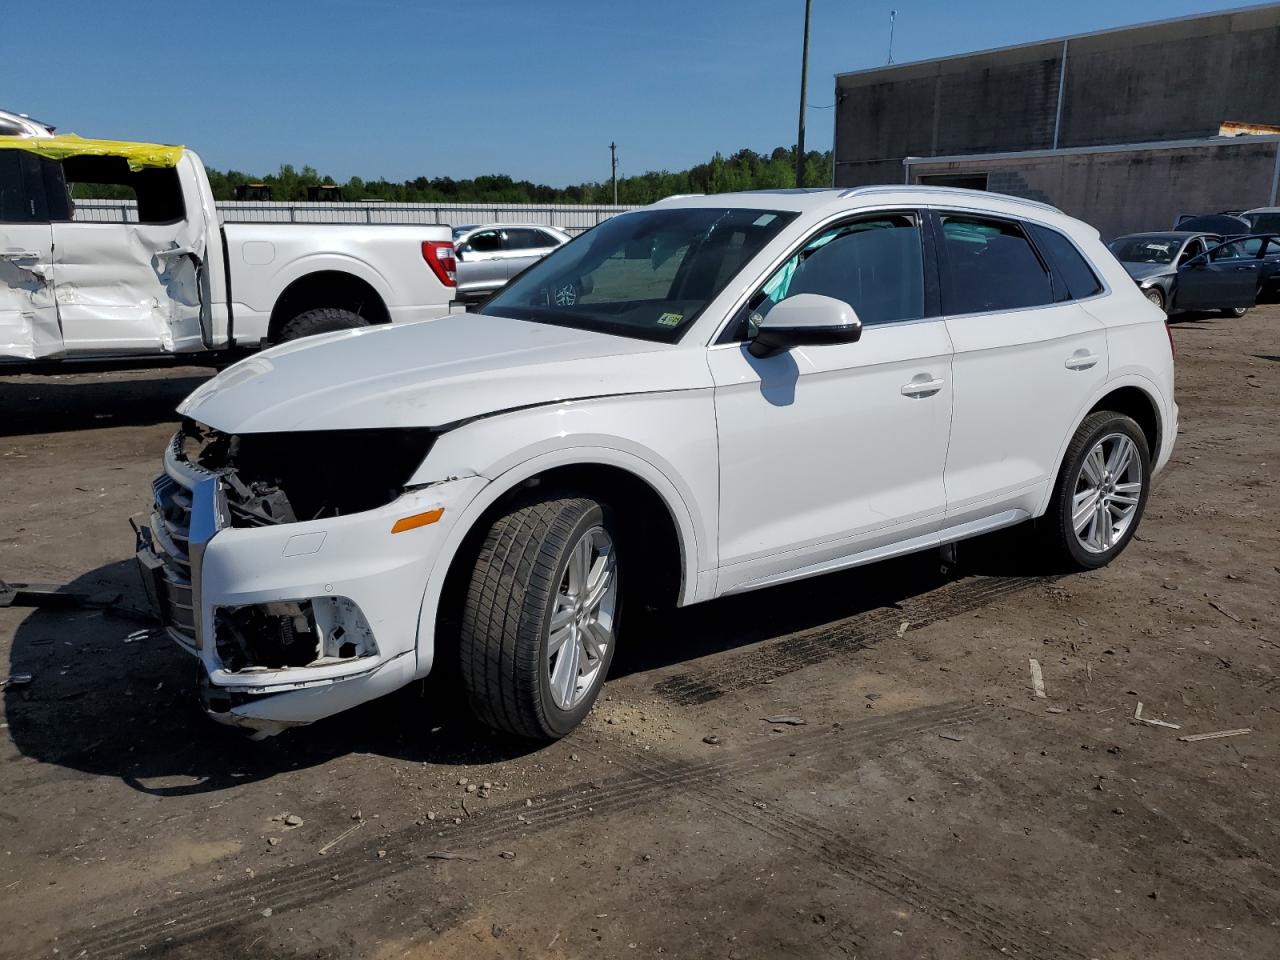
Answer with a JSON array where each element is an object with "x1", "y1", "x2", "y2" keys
[{"x1": 72, "y1": 199, "x2": 638, "y2": 234}]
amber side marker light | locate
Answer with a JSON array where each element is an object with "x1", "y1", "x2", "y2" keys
[{"x1": 392, "y1": 508, "x2": 445, "y2": 533}]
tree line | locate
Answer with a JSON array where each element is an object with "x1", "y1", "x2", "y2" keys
[{"x1": 196, "y1": 145, "x2": 833, "y2": 205}]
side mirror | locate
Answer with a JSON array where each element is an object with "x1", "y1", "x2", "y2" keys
[
  {"x1": 1183, "y1": 254, "x2": 1206, "y2": 270},
  {"x1": 748, "y1": 294, "x2": 862, "y2": 358}
]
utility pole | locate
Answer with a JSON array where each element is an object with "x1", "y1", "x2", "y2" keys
[
  {"x1": 795, "y1": 0, "x2": 811, "y2": 187},
  {"x1": 888, "y1": 9, "x2": 896, "y2": 64},
  {"x1": 609, "y1": 142, "x2": 618, "y2": 204}
]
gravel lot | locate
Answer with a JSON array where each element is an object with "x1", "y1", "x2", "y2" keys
[{"x1": 1, "y1": 306, "x2": 1277, "y2": 959}]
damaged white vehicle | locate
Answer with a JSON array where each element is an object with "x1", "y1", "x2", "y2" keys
[
  {"x1": 0, "y1": 135, "x2": 456, "y2": 362},
  {"x1": 137, "y1": 187, "x2": 1177, "y2": 739}
]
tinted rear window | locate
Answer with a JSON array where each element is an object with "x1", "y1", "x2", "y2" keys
[
  {"x1": 1028, "y1": 224, "x2": 1103, "y2": 301},
  {"x1": 939, "y1": 215, "x2": 1053, "y2": 314}
]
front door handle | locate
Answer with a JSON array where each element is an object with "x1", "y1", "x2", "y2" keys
[
  {"x1": 901, "y1": 377, "x2": 944, "y2": 398},
  {"x1": 1064, "y1": 352, "x2": 1100, "y2": 371}
]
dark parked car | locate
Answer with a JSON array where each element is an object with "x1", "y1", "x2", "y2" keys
[
  {"x1": 1108, "y1": 232, "x2": 1268, "y2": 316},
  {"x1": 1173, "y1": 213, "x2": 1251, "y2": 234}
]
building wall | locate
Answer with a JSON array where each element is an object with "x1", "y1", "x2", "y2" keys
[
  {"x1": 834, "y1": 4, "x2": 1280, "y2": 187},
  {"x1": 906, "y1": 140, "x2": 1280, "y2": 240}
]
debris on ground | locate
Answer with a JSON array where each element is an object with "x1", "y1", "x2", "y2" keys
[
  {"x1": 1134, "y1": 701, "x2": 1182, "y2": 730},
  {"x1": 425, "y1": 851, "x2": 478, "y2": 861},
  {"x1": 1208, "y1": 600, "x2": 1243, "y2": 623},
  {"x1": 763, "y1": 716, "x2": 806, "y2": 725},
  {"x1": 702, "y1": 734, "x2": 721, "y2": 745},
  {"x1": 318, "y1": 820, "x2": 366, "y2": 856},
  {"x1": 499, "y1": 850, "x2": 516, "y2": 860},
  {"x1": 1029, "y1": 658, "x2": 1046, "y2": 698},
  {"x1": 1178, "y1": 728, "x2": 1252, "y2": 742},
  {"x1": 897, "y1": 621, "x2": 910, "y2": 637}
]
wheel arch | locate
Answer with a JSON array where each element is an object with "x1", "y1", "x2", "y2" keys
[
  {"x1": 267, "y1": 269, "x2": 391, "y2": 341},
  {"x1": 1039, "y1": 377, "x2": 1165, "y2": 516},
  {"x1": 414, "y1": 447, "x2": 703, "y2": 677}
]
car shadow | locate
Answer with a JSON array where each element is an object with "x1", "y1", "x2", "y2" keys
[
  {"x1": 0, "y1": 369, "x2": 212, "y2": 437},
  {"x1": 5, "y1": 527, "x2": 1046, "y2": 796}
]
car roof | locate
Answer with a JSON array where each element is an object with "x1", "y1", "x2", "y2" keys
[
  {"x1": 1244, "y1": 207, "x2": 1280, "y2": 214},
  {"x1": 459, "y1": 222, "x2": 566, "y2": 233},
  {"x1": 646, "y1": 185, "x2": 1087, "y2": 230}
]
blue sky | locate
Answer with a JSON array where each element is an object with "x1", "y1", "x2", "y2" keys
[{"x1": 1, "y1": 0, "x2": 1262, "y2": 185}]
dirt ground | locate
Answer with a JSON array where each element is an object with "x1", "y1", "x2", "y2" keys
[{"x1": 1, "y1": 306, "x2": 1277, "y2": 960}]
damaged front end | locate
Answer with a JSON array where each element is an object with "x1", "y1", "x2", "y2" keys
[{"x1": 134, "y1": 420, "x2": 480, "y2": 736}]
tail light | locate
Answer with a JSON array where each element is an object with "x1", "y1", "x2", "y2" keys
[
  {"x1": 422, "y1": 241, "x2": 457, "y2": 287},
  {"x1": 1165, "y1": 321, "x2": 1176, "y2": 361}
]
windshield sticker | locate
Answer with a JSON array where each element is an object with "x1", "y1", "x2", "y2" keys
[
  {"x1": 753, "y1": 214, "x2": 777, "y2": 227},
  {"x1": 657, "y1": 312, "x2": 683, "y2": 327}
]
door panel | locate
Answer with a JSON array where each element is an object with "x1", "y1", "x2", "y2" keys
[
  {"x1": 711, "y1": 320, "x2": 953, "y2": 594},
  {"x1": 456, "y1": 230, "x2": 509, "y2": 294},
  {"x1": 0, "y1": 222, "x2": 61, "y2": 360},
  {"x1": 52, "y1": 223, "x2": 206, "y2": 354},
  {"x1": 944, "y1": 303, "x2": 1107, "y2": 520},
  {"x1": 1173, "y1": 239, "x2": 1261, "y2": 311}
]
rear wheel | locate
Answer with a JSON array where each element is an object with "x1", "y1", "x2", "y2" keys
[
  {"x1": 277, "y1": 307, "x2": 369, "y2": 342},
  {"x1": 1043, "y1": 411, "x2": 1150, "y2": 571},
  {"x1": 458, "y1": 495, "x2": 620, "y2": 740},
  {"x1": 1220, "y1": 305, "x2": 1249, "y2": 318}
]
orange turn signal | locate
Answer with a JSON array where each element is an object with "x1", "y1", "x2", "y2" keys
[{"x1": 391, "y1": 508, "x2": 445, "y2": 533}]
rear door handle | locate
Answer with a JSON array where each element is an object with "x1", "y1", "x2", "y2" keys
[
  {"x1": 1064, "y1": 352, "x2": 1099, "y2": 371},
  {"x1": 900, "y1": 377, "x2": 944, "y2": 397}
]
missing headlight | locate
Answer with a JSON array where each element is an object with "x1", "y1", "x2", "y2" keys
[{"x1": 179, "y1": 420, "x2": 435, "y2": 525}]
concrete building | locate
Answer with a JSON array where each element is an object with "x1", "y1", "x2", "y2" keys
[{"x1": 832, "y1": 3, "x2": 1280, "y2": 238}]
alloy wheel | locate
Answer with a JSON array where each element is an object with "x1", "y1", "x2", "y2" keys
[
  {"x1": 546, "y1": 526, "x2": 617, "y2": 710},
  {"x1": 1072, "y1": 433, "x2": 1143, "y2": 554}
]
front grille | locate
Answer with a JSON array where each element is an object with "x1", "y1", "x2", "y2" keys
[{"x1": 149, "y1": 473, "x2": 198, "y2": 650}]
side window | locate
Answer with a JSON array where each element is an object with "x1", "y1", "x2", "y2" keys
[
  {"x1": 0, "y1": 151, "x2": 50, "y2": 223},
  {"x1": 467, "y1": 230, "x2": 502, "y2": 253},
  {"x1": 1177, "y1": 239, "x2": 1201, "y2": 266},
  {"x1": 60, "y1": 155, "x2": 185, "y2": 224},
  {"x1": 1026, "y1": 223, "x2": 1103, "y2": 300},
  {"x1": 939, "y1": 215, "x2": 1053, "y2": 314},
  {"x1": 505, "y1": 228, "x2": 549, "y2": 250},
  {"x1": 1209, "y1": 240, "x2": 1244, "y2": 262},
  {"x1": 535, "y1": 230, "x2": 562, "y2": 248},
  {"x1": 734, "y1": 213, "x2": 925, "y2": 339}
]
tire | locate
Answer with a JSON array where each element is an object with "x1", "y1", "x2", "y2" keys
[
  {"x1": 459, "y1": 495, "x2": 620, "y2": 740},
  {"x1": 1220, "y1": 305, "x2": 1249, "y2": 318},
  {"x1": 1143, "y1": 287, "x2": 1166, "y2": 312},
  {"x1": 277, "y1": 307, "x2": 369, "y2": 342},
  {"x1": 1044, "y1": 411, "x2": 1151, "y2": 571}
]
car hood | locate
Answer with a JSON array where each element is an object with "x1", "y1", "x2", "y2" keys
[
  {"x1": 178, "y1": 313, "x2": 705, "y2": 433},
  {"x1": 1121, "y1": 262, "x2": 1174, "y2": 282}
]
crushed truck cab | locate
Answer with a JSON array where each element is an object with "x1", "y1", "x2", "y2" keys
[{"x1": 0, "y1": 134, "x2": 457, "y2": 363}]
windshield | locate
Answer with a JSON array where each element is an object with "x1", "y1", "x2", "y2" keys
[
  {"x1": 1108, "y1": 237, "x2": 1178, "y2": 265},
  {"x1": 480, "y1": 206, "x2": 798, "y2": 342},
  {"x1": 1246, "y1": 212, "x2": 1280, "y2": 234}
]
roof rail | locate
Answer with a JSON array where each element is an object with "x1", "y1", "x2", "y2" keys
[
  {"x1": 838, "y1": 184, "x2": 1063, "y2": 215},
  {"x1": 653, "y1": 194, "x2": 705, "y2": 202}
]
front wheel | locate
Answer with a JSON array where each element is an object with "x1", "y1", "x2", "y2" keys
[
  {"x1": 1143, "y1": 286, "x2": 1166, "y2": 312},
  {"x1": 1220, "y1": 305, "x2": 1249, "y2": 318},
  {"x1": 458, "y1": 496, "x2": 620, "y2": 740},
  {"x1": 1044, "y1": 411, "x2": 1151, "y2": 570}
]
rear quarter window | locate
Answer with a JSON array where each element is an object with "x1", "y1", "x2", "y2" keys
[{"x1": 1027, "y1": 223, "x2": 1104, "y2": 301}]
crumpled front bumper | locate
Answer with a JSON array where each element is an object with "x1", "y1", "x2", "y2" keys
[{"x1": 135, "y1": 461, "x2": 486, "y2": 736}]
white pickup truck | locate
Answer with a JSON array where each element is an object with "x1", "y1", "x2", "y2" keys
[{"x1": 0, "y1": 135, "x2": 458, "y2": 362}]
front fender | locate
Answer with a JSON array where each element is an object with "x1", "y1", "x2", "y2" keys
[{"x1": 409, "y1": 392, "x2": 719, "y2": 672}]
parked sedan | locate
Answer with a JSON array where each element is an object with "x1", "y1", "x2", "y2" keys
[
  {"x1": 452, "y1": 223, "x2": 570, "y2": 300},
  {"x1": 1107, "y1": 232, "x2": 1220, "y2": 312},
  {"x1": 142, "y1": 186, "x2": 1176, "y2": 740}
]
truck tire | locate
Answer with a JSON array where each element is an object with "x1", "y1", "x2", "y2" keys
[
  {"x1": 1042, "y1": 411, "x2": 1150, "y2": 571},
  {"x1": 277, "y1": 307, "x2": 369, "y2": 342},
  {"x1": 458, "y1": 495, "x2": 620, "y2": 740}
]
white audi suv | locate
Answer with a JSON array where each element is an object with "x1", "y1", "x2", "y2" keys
[{"x1": 136, "y1": 186, "x2": 1177, "y2": 739}]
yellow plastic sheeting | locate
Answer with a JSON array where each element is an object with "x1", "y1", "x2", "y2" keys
[{"x1": 0, "y1": 134, "x2": 184, "y2": 171}]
